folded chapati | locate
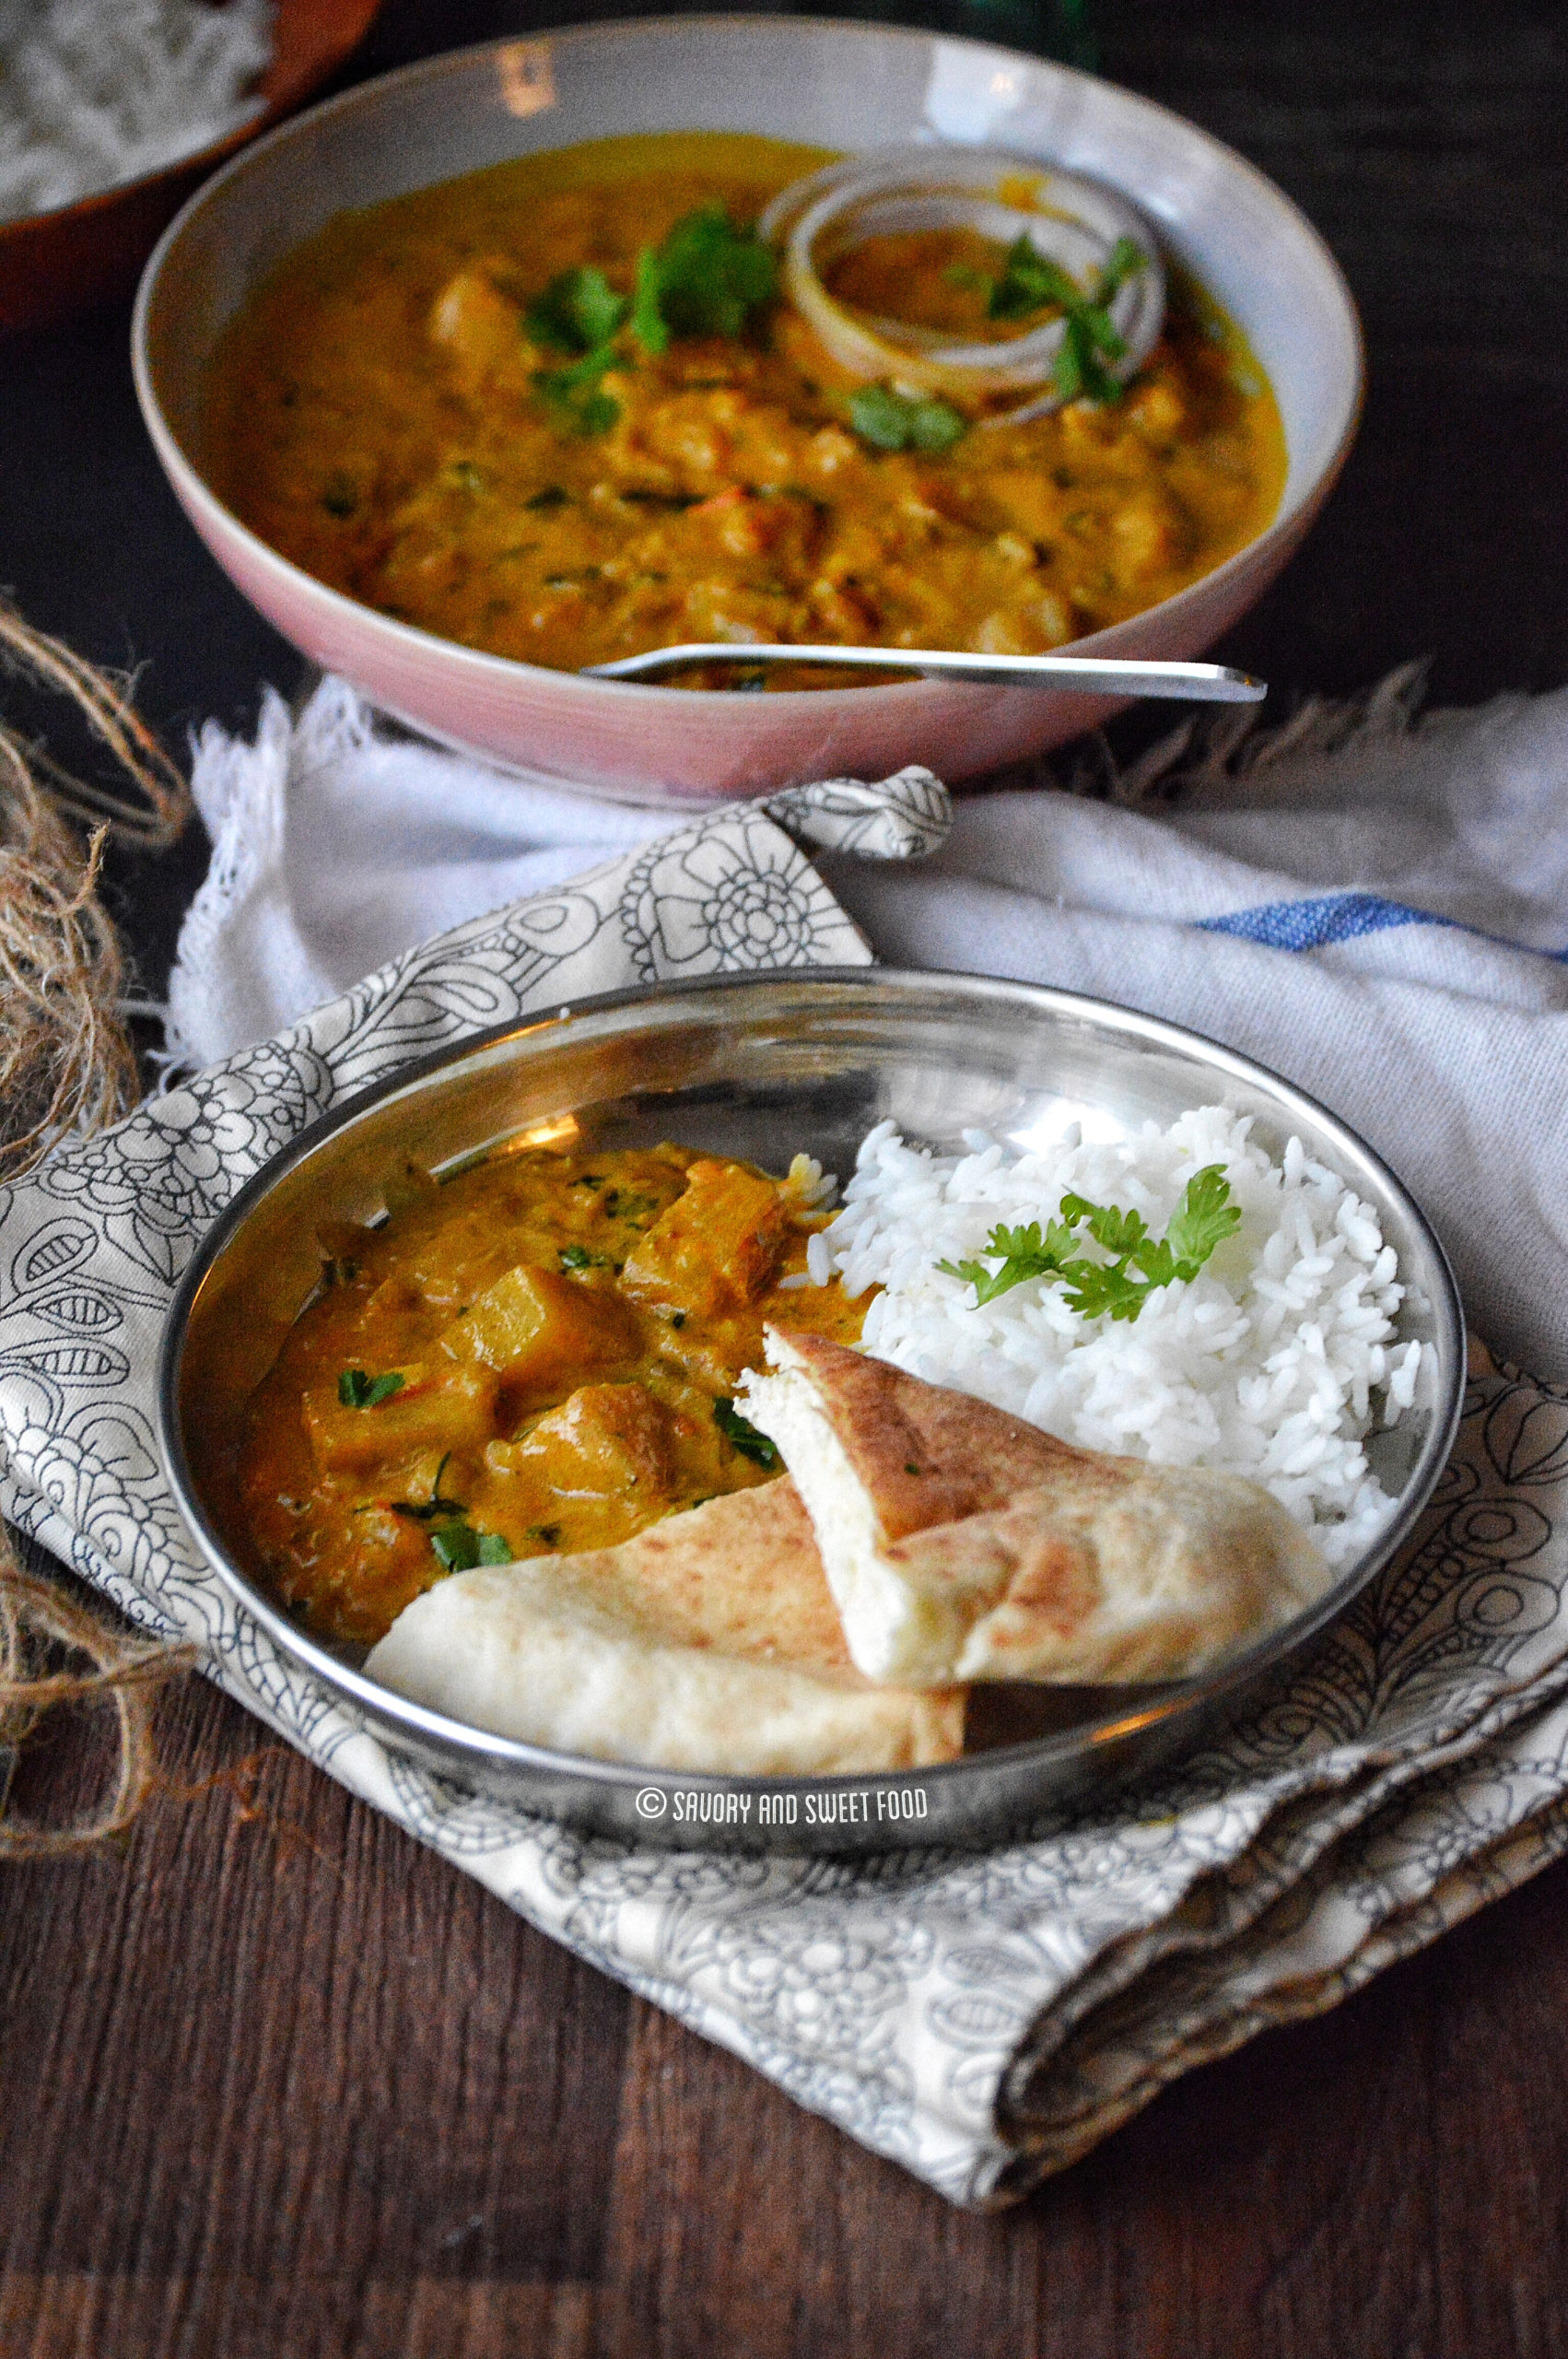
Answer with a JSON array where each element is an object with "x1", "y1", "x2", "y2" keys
[
  {"x1": 365, "y1": 1482, "x2": 966, "y2": 1776},
  {"x1": 739, "y1": 1332, "x2": 1331, "y2": 1685}
]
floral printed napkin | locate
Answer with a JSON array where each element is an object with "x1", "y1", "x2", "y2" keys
[{"x1": 4, "y1": 766, "x2": 1567, "y2": 2206}]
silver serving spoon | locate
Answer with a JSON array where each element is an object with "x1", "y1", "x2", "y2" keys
[{"x1": 582, "y1": 643, "x2": 1265, "y2": 701}]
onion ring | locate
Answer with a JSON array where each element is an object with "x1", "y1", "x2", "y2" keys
[{"x1": 757, "y1": 147, "x2": 1165, "y2": 423}]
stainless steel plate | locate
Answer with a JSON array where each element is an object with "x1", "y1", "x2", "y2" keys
[{"x1": 158, "y1": 970, "x2": 1465, "y2": 1853}]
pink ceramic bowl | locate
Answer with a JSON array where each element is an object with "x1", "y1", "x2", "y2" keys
[{"x1": 132, "y1": 18, "x2": 1362, "y2": 808}]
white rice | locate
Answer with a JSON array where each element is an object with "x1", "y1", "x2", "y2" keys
[
  {"x1": 808, "y1": 1108, "x2": 1421, "y2": 1568},
  {"x1": 0, "y1": 0, "x2": 273, "y2": 223}
]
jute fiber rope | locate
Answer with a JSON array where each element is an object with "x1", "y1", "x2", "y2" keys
[
  {"x1": 0, "y1": 1550, "x2": 197, "y2": 1858},
  {"x1": 0, "y1": 601, "x2": 196, "y2": 1854}
]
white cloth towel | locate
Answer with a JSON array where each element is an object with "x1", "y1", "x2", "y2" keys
[
  {"x1": 6, "y1": 675, "x2": 1568, "y2": 2205},
  {"x1": 173, "y1": 671, "x2": 1568, "y2": 1378}
]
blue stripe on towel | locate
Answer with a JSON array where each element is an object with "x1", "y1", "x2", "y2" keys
[{"x1": 1199, "y1": 892, "x2": 1465, "y2": 953}]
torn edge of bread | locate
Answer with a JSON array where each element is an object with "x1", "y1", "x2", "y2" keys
[
  {"x1": 737, "y1": 1332, "x2": 975, "y2": 1681},
  {"x1": 740, "y1": 1330, "x2": 1332, "y2": 1687},
  {"x1": 365, "y1": 1544, "x2": 965, "y2": 1777}
]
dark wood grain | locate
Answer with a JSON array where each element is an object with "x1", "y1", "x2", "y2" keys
[
  {"x1": 5, "y1": 1, "x2": 1568, "y2": 2350},
  {"x1": 8, "y1": 1566, "x2": 1568, "y2": 2359}
]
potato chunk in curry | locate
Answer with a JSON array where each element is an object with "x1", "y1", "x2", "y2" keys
[
  {"x1": 621, "y1": 1157, "x2": 789, "y2": 1318},
  {"x1": 491, "y1": 1381, "x2": 675, "y2": 1500},
  {"x1": 303, "y1": 1360, "x2": 497, "y2": 1476},
  {"x1": 442, "y1": 1262, "x2": 638, "y2": 1388},
  {"x1": 233, "y1": 1142, "x2": 864, "y2": 1648}
]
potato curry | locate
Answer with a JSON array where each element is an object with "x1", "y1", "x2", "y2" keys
[
  {"x1": 235, "y1": 1143, "x2": 864, "y2": 1648},
  {"x1": 205, "y1": 132, "x2": 1287, "y2": 680}
]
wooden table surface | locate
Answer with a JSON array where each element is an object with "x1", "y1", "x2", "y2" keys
[{"x1": 4, "y1": 4, "x2": 1567, "y2": 2353}]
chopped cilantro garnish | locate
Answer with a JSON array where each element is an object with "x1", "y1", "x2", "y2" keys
[
  {"x1": 337, "y1": 1367, "x2": 404, "y2": 1409},
  {"x1": 616, "y1": 487, "x2": 699, "y2": 511},
  {"x1": 524, "y1": 483, "x2": 570, "y2": 512},
  {"x1": 526, "y1": 265, "x2": 628, "y2": 354},
  {"x1": 391, "y1": 1453, "x2": 468, "y2": 1524},
  {"x1": 392, "y1": 1496, "x2": 465, "y2": 1522},
  {"x1": 848, "y1": 382, "x2": 966, "y2": 454},
  {"x1": 559, "y1": 1242, "x2": 610, "y2": 1272},
  {"x1": 429, "y1": 1520, "x2": 478, "y2": 1572},
  {"x1": 630, "y1": 241, "x2": 669, "y2": 357},
  {"x1": 982, "y1": 231, "x2": 1147, "y2": 406},
  {"x1": 1161, "y1": 1166, "x2": 1242, "y2": 1269},
  {"x1": 524, "y1": 268, "x2": 629, "y2": 433},
  {"x1": 533, "y1": 344, "x2": 622, "y2": 437},
  {"x1": 987, "y1": 240, "x2": 1081, "y2": 323},
  {"x1": 525, "y1": 209, "x2": 775, "y2": 437},
  {"x1": 940, "y1": 1216, "x2": 1078, "y2": 1306},
  {"x1": 631, "y1": 205, "x2": 778, "y2": 351},
  {"x1": 1098, "y1": 235, "x2": 1147, "y2": 304},
  {"x1": 429, "y1": 1519, "x2": 511, "y2": 1572},
  {"x1": 713, "y1": 1397, "x2": 779, "y2": 1469},
  {"x1": 939, "y1": 1165, "x2": 1240, "y2": 1322},
  {"x1": 603, "y1": 1189, "x2": 660, "y2": 1223}
]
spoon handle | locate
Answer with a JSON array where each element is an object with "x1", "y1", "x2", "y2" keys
[{"x1": 583, "y1": 643, "x2": 1265, "y2": 702}]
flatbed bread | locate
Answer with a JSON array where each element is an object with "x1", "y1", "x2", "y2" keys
[
  {"x1": 739, "y1": 1332, "x2": 1330, "y2": 1684},
  {"x1": 366, "y1": 1482, "x2": 966, "y2": 1776}
]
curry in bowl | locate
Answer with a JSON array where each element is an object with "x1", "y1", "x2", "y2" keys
[{"x1": 204, "y1": 131, "x2": 1286, "y2": 685}]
